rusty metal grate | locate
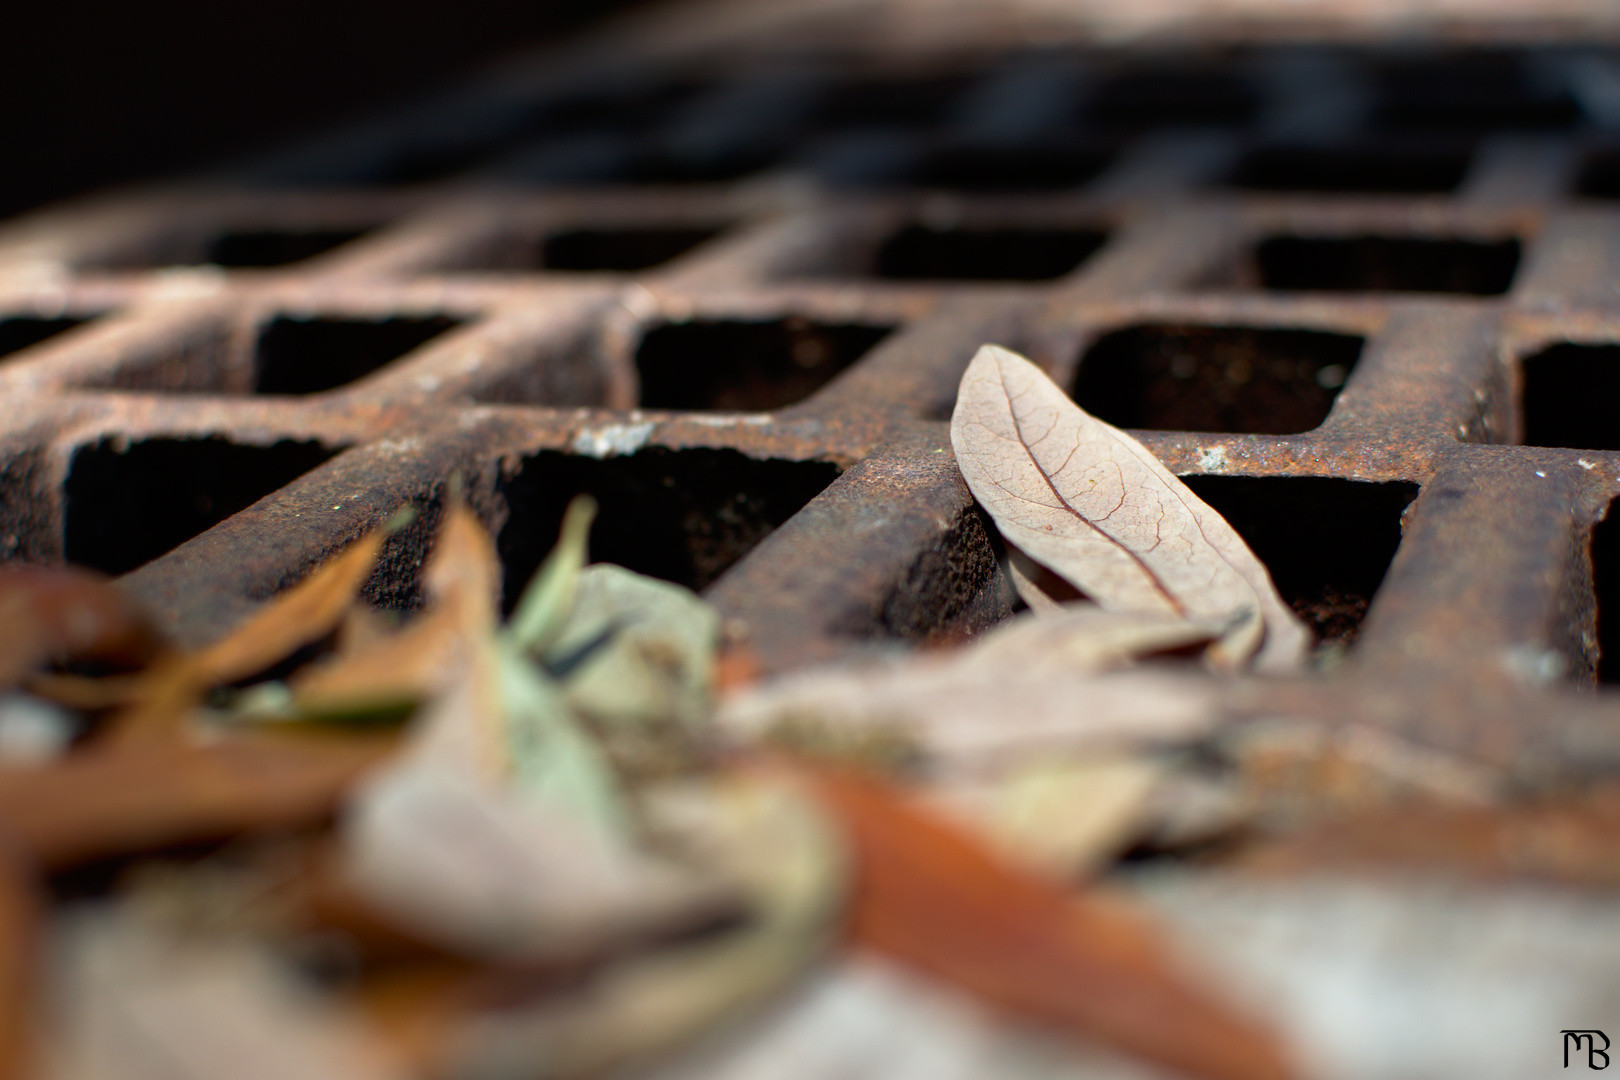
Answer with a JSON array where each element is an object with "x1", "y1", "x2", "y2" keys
[{"x1": 6, "y1": 28, "x2": 1620, "y2": 785}]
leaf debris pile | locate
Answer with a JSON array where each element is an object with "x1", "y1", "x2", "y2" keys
[{"x1": 0, "y1": 348, "x2": 1614, "y2": 1080}]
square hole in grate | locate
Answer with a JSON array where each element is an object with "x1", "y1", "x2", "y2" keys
[
  {"x1": 1181, "y1": 476, "x2": 1419, "y2": 648},
  {"x1": 63, "y1": 437, "x2": 339, "y2": 576},
  {"x1": 614, "y1": 147, "x2": 781, "y2": 184},
  {"x1": 541, "y1": 226, "x2": 725, "y2": 271},
  {"x1": 1575, "y1": 151, "x2": 1620, "y2": 199},
  {"x1": 1073, "y1": 325, "x2": 1364, "y2": 435},
  {"x1": 1371, "y1": 54, "x2": 1582, "y2": 132},
  {"x1": 1595, "y1": 499, "x2": 1620, "y2": 684},
  {"x1": 496, "y1": 447, "x2": 841, "y2": 609},
  {"x1": 635, "y1": 318, "x2": 894, "y2": 410},
  {"x1": 811, "y1": 74, "x2": 977, "y2": 130},
  {"x1": 1083, "y1": 69, "x2": 1260, "y2": 130},
  {"x1": 203, "y1": 229, "x2": 371, "y2": 268},
  {"x1": 908, "y1": 145, "x2": 1113, "y2": 192},
  {"x1": 874, "y1": 225, "x2": 1108, "y2": 281},
  {"x1": 1252, "y1": 235, "x2": 1520, "y2": 295},
  {"x1": 1228, "y1": 145, "x2": 1473, "y2": 194},
  {"x1": 254, "y1": 316, "x2": 462, "y2": 395},
  {"x1": 0, "y1": 316, "x2": 89, "y2": 360},
  {"x1": 1519, "y1": 344, "x2": 1620, "y2": 451}
]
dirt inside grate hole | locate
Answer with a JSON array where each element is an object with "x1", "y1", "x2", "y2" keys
[
  {"x1": 203, "y1": 229, "x2": 370, "y2": 268},
  {"x1": 636, "y1": 318, "x2": 893, "y2": 411},
  {"x1": 1252, "y1": 235, "x2": 1520, "y2": 295},
  {"x1": 908, "y1": 144, "x2": 1113, "y2": 192},
  {"x1": 1371, "y1": 55, "x2": 1582, "y2": 131},
  {"x1": 1073, "y1": 325, "x2": 1364, "y2": 435},
  {"x1": 1181, "y1": 476, "x2": 1418, "y2": 648},
  {"x1": 1520, "y1": 343, "x2": 1620, "y2": 451},
  {"x1": 0, "y1": 317, "x2": 89, "y2": 360},
  {"x1": 254, "y1": 315, "x2": 462, "y2": 395},
  {"x1": 63, "y1": 437, "x2": 339, "y2": 576},
  {"x1": 1595, "y1": 499, "x2": 1620, "y2": 684},
  {"x1": 1228, "y1": 145, "x2": 1473, "y2": 194},
  {"x1": 496, "y1": 448, "x2": 841, "y2": 610},
  {"x1": 1083, "y1": 70, "x2": 1260, "y2": 130},
  {"x1": 875, "y1": 225, "x2": 1108, "y2": 281}
]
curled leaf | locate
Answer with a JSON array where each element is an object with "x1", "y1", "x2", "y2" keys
[
  {"x1": 509, "y1": 495, "x2": 598, "y2": 656},
  {"x1": 950, "y1": 345, "x2": 1307, "y2": 672}
]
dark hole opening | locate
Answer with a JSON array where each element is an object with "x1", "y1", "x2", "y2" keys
[
  {"x1": 1228, "y1": 146, "x2": 1473, "y2": 194},
  {"x1": 909, "y1": 145, "x2": 1112, "y2": 192},
  {"x1": 1253, "y1": 235, "x2": 1520, "y2": 295},
  {"x1": 376, "y1": 144, "x2": 500, "y2": 184},
  {"x1": 1180, "y1": 476, "x2": 1419, "y2": 648},
  {"x1": 1575, "y1": 151, "x2": 1620, "y2": 199},
  {"x1": 495, "y1": 447, "x2": 841, "y2": 611},
  {"x1": 204, "y1": 229, "x2": 370, "y2": 268},
  {"x1": 811, "y1": 75, "x2": 975, "y2": 130},
  {"x1": 1595, "y1": 499, "x2": 1620, "y2": 684},
  {"x1": 613, "y1": 147, "x2": 780, "y2": 184},
  {"x1": 254, "y1": 315, "x2": 462, "y2": 395},
  {"x1": 1084, "y1": 70, "x2": 1260, "y2": 130},
  {"x1": 1371, "y1": 56, "x2": 1582, "y2": 131},
  {"x1": 1520, "y1": 343, "x2": 1620, "y2": 451},
  {"x1": 636, "y1": 318, "x2": 894, "y2": 410},
  {"x1": 1073, "y1": 325, "x2": 1364, "y2": 434},
  {"x1": 0, "y1": 317, "x2": 87, "y2": 359},
  {"x1": 875, "y1": 225, "x2": 1108, "y2": 281},
  {"x1": 63, "y1": 437, "x2": 338, "y2": 576},
  {"x1": 541, "y1": 226, "x2": 724, "y2": 271}
]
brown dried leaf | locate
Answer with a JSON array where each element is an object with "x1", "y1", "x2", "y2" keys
[
  {"x1": 0, "y1": 565, "x2": 162, "y2": 687},
  {"x1": 796, "y1": 764, "x2": 1297, "y2": 1080},
  {"x1": 951, "y1": 345, "x2": 1307, "y2": 672},
  {"x1": 0, "y1": 833, "x2": 39, "y2": 1080}
]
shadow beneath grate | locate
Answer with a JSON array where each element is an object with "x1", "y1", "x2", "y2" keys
[
  {"x1": 542, "y1": 226, "x2": 725, "y2": 271},
  {"x1": 63, "y1": 437, "x2": 339, "y2": 575},
  {"x1": 635, "y1": 318, "x2": 894, "y2": 411},
  {"x1": 809, "y1": 74, "x2": 976, "y2": 131},
  {"x1": 1181, "y1": 476, "x2": 1419, "y2": 648},
  {"x1": 89, "y1": 228, "x2": 375, "y2": 270},
  {"x1": 1595, "y1": 499, "x2": 1620, "y2": 685},
  {"x1": 874, "y1": 225, "x2": 1108, "y2": 281},
  {"x1": 1073, "y1": 324, "x2": 1364, "y2": 435},
  {"x1": 1520, "y1": 343, "x2": 1620, "y2": 451},
  {"x1": 908, "y1": 144, "x2": 1113, "y2": 193},
  {"x1": 0, "y1": 316, "x2": 90, "y2": 361},
  {"x1": 1251, "y1": 235, "x2": 1520, "y2": 295},
  {"x1": 495, "y1": 447, "x2": 841, "y2": 611},
  {"x1": 1083, "y1": 68, "x2": 1260, "y2": 130},
  {"x1": 254, "y1": 315, "x2": 462, "y2": 394},
  {"x1": 1228, "y1": 145, "x2": 1473, "y2": 194},
  {"x1": 1371, "y1": 53, "x2": 1582, "y2": 132}
]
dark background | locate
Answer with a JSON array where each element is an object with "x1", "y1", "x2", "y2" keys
[{"x1": 0, "y1": 0, "x2": 650, "y2": 221}]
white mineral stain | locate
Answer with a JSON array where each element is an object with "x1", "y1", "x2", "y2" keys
[
  {"x1": 1197, "y1": 446, "x2": 1229, "y2": 472},
  {"x1": 572, "y1": 421, "x2": 656, "y2": 458}
]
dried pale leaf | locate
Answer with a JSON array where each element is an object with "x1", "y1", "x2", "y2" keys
[
  {"x1": 540, "y1": 563, "x2": 720, "y2": 741},
  {"x1": 960, "y1": 606, "x2": 1219, "y2": 675},
  {"x1": 642, "y1": 954, "x2": 1145, "y2": 1080},
  {"x1": 509, "y1": 494, "x2": 597, "y2": 656},
  {"x1": 930, "y1": 755, "x2": 1168, "y2": 878},
  {"x1": 721, "y1": 662, "x2": 1217, "y2": 773},
  {"x1": 499, "y1": 642, "x2": 628, "y2": 837},
  {"x1": 1003, "y1": 546, "x2": 1076, "y2": 615},
  {"x1": 339, "y1": 763, "x2": 723, "y2": 961},
  {"x1": 796, "y1": 764, "x2": 1297, "y2": 1080},
  {"x1": 52, "y1": 911, "x2": 406, "y2": 1080},
  {"x1": 431, "y1": 772, "x2": 846, "y2": 1078},
  {"x1": 0, "y1": 693, "x2": 77, "y2": 764},
  {"x1": 950, "y1": 345, "x2": 1306, "y2": 672}
]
